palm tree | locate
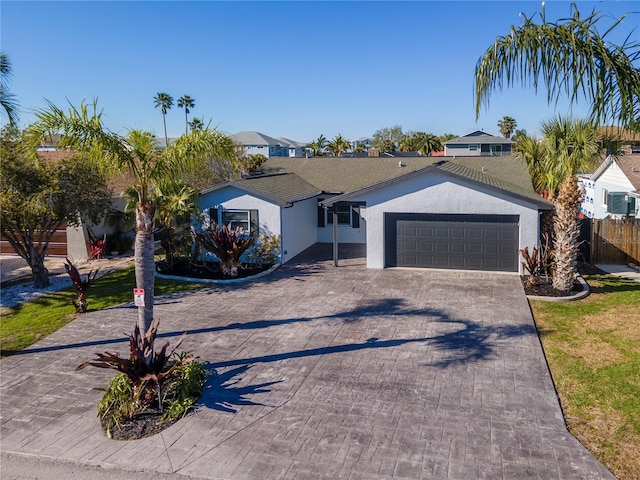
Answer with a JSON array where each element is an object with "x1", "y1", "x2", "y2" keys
[
  {"x1": 189, "y1": 117, "x2": 204, "y2": 132},
  {"x1": 475, "y1": 4, "x2": 640, "y2": 129},
  {"x1": 513, "y1": 133, "x2": 547, "y2": 194},
  {"x1": 497, "y1": 116, "x2": 517, "y2": 139},
  {"x1": 24, "y1": 101, "x2": 239, "y2": 338},
  {"x1": 153, "y1": 92, "x2": 173, "y2": 147},
  {"x1": 151, "y1": 179, "x2": 198, "y2": 265},
  {"x1": 326, "y1": 134, "x2": 350, "y2": 157},
  {"x1": 307, "y1": 134, "x2": 327, "y2": 156},
  {"x1": 414, "y1": 132, "x2": 443, "y2": 156},
  {"x1": 177, "y1": 95, "x2": 195, "y2": 135},
  {"x1": 0, "y1": 51, "x2": 19, "y2": 127},
  {"x1": 539, "y1": 117, "x2": 600, "y2": 189},
  {"x1": 517, "y1": 117, "x2": 600, "y2": 292}
]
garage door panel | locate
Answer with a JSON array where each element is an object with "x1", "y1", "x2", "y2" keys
[{"x1": 386, "y1": 213, "x2": 519, "y2": 272}]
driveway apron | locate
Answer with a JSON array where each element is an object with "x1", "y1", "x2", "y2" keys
[{"x1": 0, "y1": 253, "x2": 614, "y2": 479}]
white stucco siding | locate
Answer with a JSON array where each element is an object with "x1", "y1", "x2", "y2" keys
[
  {"x1": 317, "y1": 217, "x2": 367, "y2": 244},
  {"x1": 355, "y1": 172, "x2": 541, "y2": 269},
  {"x1": 197, "y1": 187, "x2": 282, "y2": 237},
  {"x1": 280, "y1": 198, "x2": 318, "y2": 263}
]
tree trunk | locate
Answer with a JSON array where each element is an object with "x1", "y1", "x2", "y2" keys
[
  {"x1": 552, "y1": 174, "x2": 583, "y2": 291},
  {"x1": 135, "y1": 200, "x2": 156, "y2": 337},
  {"x1": 30, "y1": 254, "x2": 50, "y2": 288}
]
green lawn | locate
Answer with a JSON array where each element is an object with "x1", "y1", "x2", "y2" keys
[
  {"x1": 530, "y1": 272, "x2": 640, "y2": 480},
  {"x1": 0, "y1": 266, "x2": 204, "y2": 356}
]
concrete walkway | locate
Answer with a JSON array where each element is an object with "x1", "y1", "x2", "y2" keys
[
  {"x1": 0, "y1": 246, "x2": 614, "y2": 479},
  {"x1": 596, "y1": 263, "x2": 640, "y2": 282},
  {"x1": 0, "y1": 254, "x2": 134, "y2": 285}
]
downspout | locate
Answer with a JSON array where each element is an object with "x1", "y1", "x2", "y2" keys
[
  {"x1": 333, "y1": 207, "x2": 339, "y2": 267},
  {"x1": 280, "y1": 207, "x2": 285, "y2": 265}
]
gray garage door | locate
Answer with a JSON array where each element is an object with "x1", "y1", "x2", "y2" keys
[{"x1": 385, "y1": 213, "x2": 519, "y2": 272}]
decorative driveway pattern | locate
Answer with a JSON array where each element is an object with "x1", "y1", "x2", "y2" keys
[{"x1": 0, "y1": 247, "x2": 614, "y2": 479}]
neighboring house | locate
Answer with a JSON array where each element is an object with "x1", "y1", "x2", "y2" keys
[
  {"x1": 444, "y1": 130, "x2": 514, "y2": 157},
  {"x1": 352, "y1": 137, "x2": 373, "y2": 151},
  {"x1": 277, "y1": 137, "x2": 307, "y2": 157},
  {"x1": 0, "y1": 151, "x2": 135, "y2": 260},
  {"x1": 597, "y1": 126, "x2": 640, "y2": 155},
  {"x1": 578, "y1": 154, "x2": 640, "y2": 219},
  {"x1": 197, "y1": 155, "x2": 552, "y2": 273},
  {"x1": 232, "y1": 131, "x2": 306, "y2": 158}
]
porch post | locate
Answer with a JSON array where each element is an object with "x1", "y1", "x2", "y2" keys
[{"x1": 333, "y1": 208, "x2": 339, "y2": 267}]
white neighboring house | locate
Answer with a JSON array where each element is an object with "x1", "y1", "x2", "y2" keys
[
  {"x1": 578, "y1": 155, "x2": 640, "y2": 219},
  {"x1": 197, "y1": 155, "x2": 552, "y2": 272},
  {"x1": 231, "y1": 131, "x2": 306, "y2": 158}
]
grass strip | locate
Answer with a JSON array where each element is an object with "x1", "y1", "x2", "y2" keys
[
  {"x1": 0, "y1": 266, "x2": 204, "y2": 357},
  {"x1": 530, "y1": 273, "x2": 640, "y2": 480}
]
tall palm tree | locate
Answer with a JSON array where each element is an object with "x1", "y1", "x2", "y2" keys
[
  {"x1": 153, "y1": 92, "x2": 173, "y2": 147},
  {"x1": 475, "y1": 4, "x2": 640, "y2": 128},
  {"x1": 177, "y1": 95, "x2": 195, "y2": 135},
  {"x1": 326, "y1": 134, "x2": 350, "y2": 157},
  {"x1": 531, "y1": 117, "x2": 599, "y2": 292},
  {"x1": 0, "y1": 51, "x2": 19, "y2": 127},
  {"x1": 497, "y1": 116, "x2": 517, "y2": 139},
  {"x1": 24, "y1": 101, "x2": 239, "y2": 339}
]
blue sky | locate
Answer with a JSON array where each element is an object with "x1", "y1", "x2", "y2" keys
[{"x1": 2, "y1": 1, "x2": 638, "y2": 142}]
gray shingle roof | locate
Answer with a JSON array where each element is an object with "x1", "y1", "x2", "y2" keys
[
  {"x1": 231, "y1": 131, "x2": 284, "y2": 146},
  {"x1": 200, "y1": 173, "x2": 321, "y2": 207},
  {"x1": 262, "y1": 155, "x2": 550, "y2": 208},
  {"x1": 277, "y1": 137, "x2": 307, "y2": 148},
  {"x1": 202, "y1": 154, "x2": 550, "y2": 209}
]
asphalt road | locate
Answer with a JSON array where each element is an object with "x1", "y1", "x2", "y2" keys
[{"x1": 0, "y1": 451, "x2": 202, "y2": 480}]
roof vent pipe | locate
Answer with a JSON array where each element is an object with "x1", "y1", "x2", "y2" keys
[{"x1": 481, "y1": 166, "x2": 487, "y2": 172}]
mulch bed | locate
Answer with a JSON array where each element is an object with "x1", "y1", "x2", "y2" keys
[
  {"x1": 156, "y1": 259, "x2": 270, "y2": 280},
  {"x1": 521, "y1": 263, "x2": 604, "y2": 297},
  {"x1": 101, "y1": 408, "x2": 178, "y2": 441},
  {"x1": 521, "y1": 276, "x2": 583, "y2": 297}
]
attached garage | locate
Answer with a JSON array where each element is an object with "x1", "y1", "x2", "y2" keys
[
  {"x1": 320, "y1": 161, "x2": 553, "y2": 272},
  {"x1": 385, "y1": 213, "x2": 519, "y2": 272}
]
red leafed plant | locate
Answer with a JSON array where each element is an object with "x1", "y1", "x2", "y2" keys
[
  {"x1": 194, "y1": 223, "x2": 255, "y2": 277},
  {"x1": 76, "y1": 319, "x2": 190, "y2": 409},
  {"x1": 64, "y1": 258, "x2": 100, "y2": 313},
  {"x1": 87, "y1": 226, "x2": 106, "y2": 260}
]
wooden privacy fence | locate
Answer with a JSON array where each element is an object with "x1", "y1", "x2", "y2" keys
[{"x1": 590, "y1": 219, "x2": 640, "y2": 265}]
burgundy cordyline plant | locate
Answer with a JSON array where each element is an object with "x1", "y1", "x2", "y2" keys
[
  {"x1": 195, "y1": 223, "x2": 255, "y2": 277},
  {"x1": 76, "y1": 319, "x2": 190, "y2": 410},
  {"x1": 64, "y1": 258, "x2": 100, "y2": 313}
]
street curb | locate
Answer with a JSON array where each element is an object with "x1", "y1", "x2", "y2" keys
[{"x1": 526, "y1": 274, "x2": 589, "y2": 302}]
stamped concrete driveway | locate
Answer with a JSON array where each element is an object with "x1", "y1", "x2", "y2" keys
[{"x1": 0, "y1": 246, "x2": 614, "y2": 479}]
